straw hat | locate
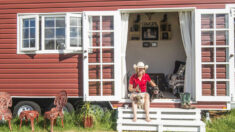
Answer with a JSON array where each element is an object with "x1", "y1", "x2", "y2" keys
[{"x1": 133, "y1": 61, "x2": 149, "y2": 71}]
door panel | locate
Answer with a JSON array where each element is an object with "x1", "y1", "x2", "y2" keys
[
  {"x1": 83, "y1": 11, "x2": 121, "y2": 101},
  {"x1": 196, "y1": 9, "x2": 233, "y2": 101}
]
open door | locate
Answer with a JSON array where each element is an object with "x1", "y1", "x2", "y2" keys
[
  {"x1": 83, "y1": 11, "x2": 121, "y2": 101},
  {"x1": 195, "y1": 9, "x2": 234, "y2": 102}
]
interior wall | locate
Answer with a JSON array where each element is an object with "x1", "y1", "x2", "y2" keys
[{"x1": 126, "y1": 12, "x2": 186, "y2": 77}]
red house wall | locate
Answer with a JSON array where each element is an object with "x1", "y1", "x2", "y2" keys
[{"x1": 0, "y1": 0, "x2": 234, "y2": 97}]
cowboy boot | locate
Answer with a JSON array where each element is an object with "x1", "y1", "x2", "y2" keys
[
  {"x1": 185, "y1": 93, "x2": 195, "y2": 109},
  {"x1": 180, "y1": 93, "x2": 187, "y2": 109}
]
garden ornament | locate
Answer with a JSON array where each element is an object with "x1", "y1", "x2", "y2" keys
[
  {"x1": 19, "y1": 110, "x2": 39, "y2": 132},
  {"x1": 0, "y1": 92, "x2": 12, "y2": 130},
  {"x1": 44, "y1": 90, "x2": 67, "y2": 132}
]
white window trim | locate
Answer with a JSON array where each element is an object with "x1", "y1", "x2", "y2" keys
[
  {"x1": 67, "y1": 13, "x2": 83, "y2": 51},
  {"x1": 41, "y1": 15, "x2": 67, "y2": 51},
  {"x1": 18, "y1": 15, "x2": 39, "y2": 52},
  {"x1": 17, "y1": 13, "x2": 83, "y2": 54},
  {"x1": 195, "y1": 9, "x2": 233, "y2": 102}
]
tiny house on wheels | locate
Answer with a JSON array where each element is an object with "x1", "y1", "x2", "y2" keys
[{"x1": 1, "y1": 0, "x2": 235, "y2": 131}]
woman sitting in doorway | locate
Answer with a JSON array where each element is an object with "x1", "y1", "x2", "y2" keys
[{"x1": 128, "y1": 61, "x2": 157, "y2": 122}]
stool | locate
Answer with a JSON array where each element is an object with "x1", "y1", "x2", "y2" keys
[{"x1": 19, "y1": 110, "x2": 39, "y2": 132}]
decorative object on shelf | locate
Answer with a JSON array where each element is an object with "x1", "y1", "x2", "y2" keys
[
  {"x1": 151, "y1": 42, "x2": 158, "y2": 47},
  {"x1": 160, "y1": 14, "x2": 172, "y2": 40},
  {"x1": 143, "y1": 42, "x2": 151, "y2": 47},
  {"x1": 129, "y1": 14, "x2": 141, "y2": 40},
  {"x1": 145, "y1": 13, "x2": 154, "y2": 20},
  {"x1": 142, "y1": 21, "x2": 158, "y2": 40}
]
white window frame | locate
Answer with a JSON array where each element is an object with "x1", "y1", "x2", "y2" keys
[
  {"x1": 66, "y1": 13, "x2": 83, "y2": 51},
  {"x1": 195, "y1": 9, "x2": 233, "y2": 102},
  {"x1": 18, "y1": 15, "x2": 39, "y2": 52},
  {"x1": 41, "y1": 15, "x2": 67, "y2": 51},
  {"x1": 17, "y1": 13, "x2": 83, "y2": 54}
]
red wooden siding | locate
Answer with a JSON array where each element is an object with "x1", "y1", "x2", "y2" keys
[{"x1": 0, "y1": 0, "x2": 234, "y2": 97}]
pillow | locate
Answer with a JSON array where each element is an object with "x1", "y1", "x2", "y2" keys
[
  {"x1": 173, "y1": 61, "x2": 186, "y2": 74},
  {"x1": 176, "y1": 64, "x2": 185, "y2": 75}
]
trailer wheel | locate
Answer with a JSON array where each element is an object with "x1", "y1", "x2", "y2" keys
[
  {"x1": 48, "y1": 102, "x2": 74, "y2": 114},
  {"x1": 63, "y1": 102, "x2": 74, "y2": 113},
  {"x1": 13, "y1": 101, "x2": 41, "y2": 117}
]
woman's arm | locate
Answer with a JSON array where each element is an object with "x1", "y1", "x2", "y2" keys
[
  {"x1": 129, "y1": 84, "x2": 137, "y2": 92},
  {"x1": 149, "y1": 80, "x2": 157, "y2": 87}
]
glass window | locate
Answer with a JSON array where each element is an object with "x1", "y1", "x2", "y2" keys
[
  {"x1": 22, "y1": 18, "x2": 36, "y2": 49},
  {"x1": 69, "y1": 16, "x2": 82, "y2": 47},
  {"x1": 44, "y1": 17, "x2": 66, "y2": 50}
]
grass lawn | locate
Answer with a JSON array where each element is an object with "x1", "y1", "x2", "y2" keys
[
  {"x1": 206, "y1": 109, "x2": 235, "y2": 132},
  {"x1": 2, "y1": 108, "x2": 235, "y2": 132}
]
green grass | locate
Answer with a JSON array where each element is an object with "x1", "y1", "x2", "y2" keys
[
  {"x1": 206, "y1": 109, "x2": 235, "y2": 132},
  {"x1": 0, "y1": 108, "x2": 117, "y2": 132}
]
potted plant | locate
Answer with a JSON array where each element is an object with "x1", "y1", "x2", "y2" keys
[{"x1": 78, "y1": 102, "x2": 94, "y2": 128}]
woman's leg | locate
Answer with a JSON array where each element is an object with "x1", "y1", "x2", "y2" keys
[
  {"x1": 144, "y1": 93, "x2": 151, "y2": 122},
  {"x1": 130, "y1": 94, "x2": 137, "y2": 122}
]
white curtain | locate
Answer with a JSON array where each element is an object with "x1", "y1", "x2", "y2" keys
[
  {"x1": 179, "y1": 11, "x2": 194, "y2": 95},
  {"x1": 120, "y1": 13, "x2": 129, "y2": 98}
]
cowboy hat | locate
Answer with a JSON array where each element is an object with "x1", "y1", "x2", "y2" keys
[{"x1": 133, "y1": 61, "x2": 149, "y2": 70}]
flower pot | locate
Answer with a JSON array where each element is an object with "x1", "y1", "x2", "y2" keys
[{"x1": 84, "y1": 115, "x2": 93, "y2": 128}]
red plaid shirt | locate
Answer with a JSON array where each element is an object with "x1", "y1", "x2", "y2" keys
[{"x1": 129, "y1": 73, "x2": 151, "y2": 92}]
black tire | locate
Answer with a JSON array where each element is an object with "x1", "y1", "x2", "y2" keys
[
  {"x1": 13, "y1": 101, "x2": 41, "y2": 117},
  {"x1": 48, "y1": 101, "x2": 74, "y2": 114},
  {"x1": 64, "y1": 102, "x2": 75, "y2": 113}
]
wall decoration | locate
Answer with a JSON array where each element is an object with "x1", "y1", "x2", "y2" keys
[
  {"x1": 142, "y1": 22, "x2": 158, "y2": 40},
  {"x1": 129, "y1": 14, "x2": 141, "y2": 40},
  {"x1": 143, "y1": 42, "x2": 151, "y2": 47},
  {"x1": 160, "y1": 14, "x2": 172, "y2": 40},
  {"x1": 142, "y1": 27, "x2": 158, "y2": 40}
]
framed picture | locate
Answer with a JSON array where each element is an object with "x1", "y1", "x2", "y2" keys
[{"x1": 142, "y1": 27, "x2": 158, "y2": 40}]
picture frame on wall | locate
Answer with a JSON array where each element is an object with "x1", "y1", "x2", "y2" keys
[{"x1": 142, "y1": 27, "x2": 158, "y2": 40}]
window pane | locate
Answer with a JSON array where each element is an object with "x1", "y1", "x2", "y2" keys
[
  {"x1": 216, "y1": 48, "x2": 228, "y2": 62},
  {"x1": 45, "y1": 17, "x2": 54, "y2": 27},
  {"x1": 216, "y1": 14, "x2": 228, "y2": 29},
  {"x1": 102, "y1": 32, "x2": 114, "y2": 46},
  {"x1": 45, "y1": 40, "x2": 55, "y2": 50},
  {"x1": 70, "y1": 27, "x2": 78, "y2": 37},
  {"x1": 103, "y1": 81, "x2": 114, "y2": 96},
  {"x1": 201, "y1": 31, "x2": 214, "y2": 45},
  {"x1": 202, "y1": 82, "x2": 214, "y2": 96},
  {"x1": 92, "y1": 32, "x2": 100, "y2": 46},
  {"x1": 216, "y1": 81, "x2": 228, "y2": 96},
  {"x1": 70, "y1": 17, "x2": 78, "y2": 26},
  {"x1": 90, "y1": 16, "x2": 100, "y2": 30},
  {"x1": 202, "y1": 48, "x2": 214, "y2": 62},
  {"x1": 45, "y1": 29, "x2": 54, "y2": 38},
  {"x1": 201, "y1": 14, "x2": 214, "y2": 29},
  {"x1": 56, "y1": 28, "x2": 65, "y2": 38},
  {"x1": 23, "y1": 19, "x2": 29, "y2": 27},
  {"x1": 216, "y1": 31, "x2": 228, "y2": 45},
  {"x1": 56, "y1": 17, "x2": 65, "y2": 27},
  {"x1": 30, "y1": 39, "x2": 35, "y2": 48},
  {"x1": 23, "y1": 29, "x2": 29, "y2": 39},
  {"x1": 56, "y1": 39, "x2": 65, "y2": 50},
  {"x1": 30, "y1": 28, "x2": 35, "y2": 38},
  {"x1": 70, "y1": 38, "x2": 78, "y2": 47},
  {"x1": 102, "y1": 16, "x2": 113, "y2": 30},
  {"x1": 23, "y1": 40, "x2": 29, "y2": 48},
  {"x1": 30, "y1": 18, "x2": 35, "y2": 27}
]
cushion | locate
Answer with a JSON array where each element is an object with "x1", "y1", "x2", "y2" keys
[{"x1": 173, "y1": 61, "x2": 185, "y2": 74}]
